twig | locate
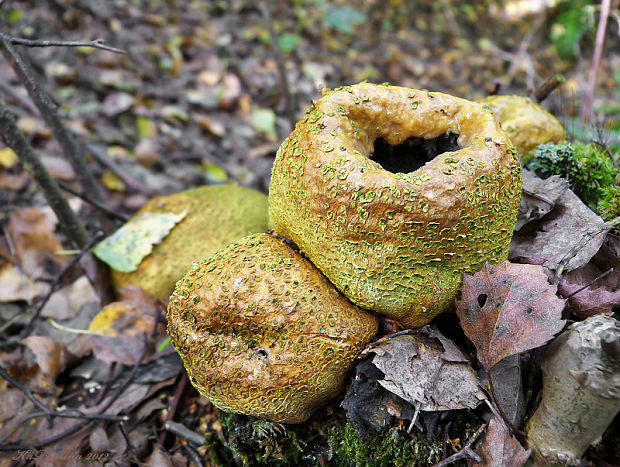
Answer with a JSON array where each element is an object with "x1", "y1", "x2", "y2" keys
[
  {"x1": 0, "y1": 95, "x2": 90, "y2": 249},
  {"x1": 582, "y1": 0, "x2": 611, "y2": 120},
  {"x1": 359, "y1": 329, "x2": 412, "y2": 358},
  {"x1": 0, "y1": 418, "x2": 91, "y2": 451},
  {"x1": 552, "y1": 216, "x2": 620, "y2": 285},
  {"x1": 0, "y1": 35, "x2": 108, "y2": 212},
  {"x1": 487, "y1": 370, "x2": 526, "y2": 438},
  {"x1": 260, "y1": 0, "x2": 295, "y2": 131},
  {"x1": 164, "y1": 420, "x2": 205, "y2": 447},
  {"x1": 20, "y1": 231, "x2": 105, "y2": 337},
  {"x1": 0, "y1": 365, "x2": 128, "y2": 423},
  {"x1": 534, "y1": 74, "x2": 565, "y2": 103},
  {"x1": 57, "y1": 179, "x2": 129, "y2": 222},
  {"x1": 0, "y1": 32, "x2": 126, "y2": 54},
  {"x1": 0, "y1": 76, "x2": 38, "y2": 114},
  {"x1": 564, "y1": 268, "x2": 613, "y2": 298},
  {"x1": 85, "y1": 142, "x2": 155, "y2": 197},
  {"x1": 431, "y1": 424, "x2": 486, "y2": 467}
]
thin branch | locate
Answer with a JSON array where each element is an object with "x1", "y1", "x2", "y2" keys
[
  {"x1": 565, "y1": 268, "x2": 613, "y2": 299},
  {"x1": 592, "y1": 139, "x2": 620, "y2": 172},
  {"x1": 534, "y1": 74, "x2": 565, "y2": 103},
  {"x1": 0, "y1": 35, "x2": 108, "y2": 210},
  {"x1": 431, "y1": 424, "x2": 486, "y2": 467},
  {"x1": 20, "y1": 231, "x2": 105, "y2": 337},
  {"x1": 57, "y1": 180, "x2": 129, "y2": 222},
  {"x1": 1, "y1": 225, "x2": 32, "y2": 306},
  {"x1": 0, "y1": 95, "x2": 89, "y2": 248},
  {"x1": 0, "y1": 365, "x2": 128, "y2": 423},
  {"x1": 582, "y1": 0, "x2": 611, "y2": 120},
  {"x1": 0, "y1": 32, "x2": 126, "y2": 54}
]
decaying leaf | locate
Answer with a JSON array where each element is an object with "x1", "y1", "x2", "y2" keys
[
  {"x1": 558, "y1": 280, "x2": 620, "y2": 319},
  {"x1": 369, "y1": 328, "x2": 484, "y2": 411},
  {"x1": 473, "y1": 417, "x2": 530, "y2": 467},
  {"x1": 341, "y1": 359, "x2": 416, "y2": 438},
  {"x1": 93, "y1": 209, "x2": 188, "y2": 273},
  {"x1": 479, "y1": 354, "x2": 525, "y2": 426},
  {"x1": 455, "y1": 261, "x2": 566, "y2": 370},
  {"x1": 87, "y1": 287, "x2": 157, "y2": 365},
  {"x1": 515, "y1": 169, "x2": 569, "y2": 231},
  {"x1": 510, "y1": 188, "x2": 606, "y2": 272}
]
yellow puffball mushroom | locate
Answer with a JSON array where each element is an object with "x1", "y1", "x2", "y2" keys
[
  {"x1": 269, "y1": 83, "x2": 522, "y2": 328},
  {"x1": 166, "y1": 233, "x2": 379, "y2": 423},
  {"x1": 478, "y1": 94, "x2": 565, "y2": 163},
  {"x1": 111, "y1": 185, "x2": 269, "y2": 302}
]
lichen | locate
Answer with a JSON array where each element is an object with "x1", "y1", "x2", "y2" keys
[
  {"x1": 167, "y1": 233, "x2": 378, "y2": 423},
  {"x1": 269, "y1": 83, "x2": 521, "y2": 328}
]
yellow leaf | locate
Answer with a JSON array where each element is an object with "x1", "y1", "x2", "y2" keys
[
  {"x1": 0, "y1": 147, "x2": 18, "y2": 168},
  {"x1": 101, "y1": 170, "x2": 126, "y2": 191}
]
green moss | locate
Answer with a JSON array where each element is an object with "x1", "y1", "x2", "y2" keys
[
  {"x1": 528, "y1": 142, "x2": 620, "y2": 219},
  {"x1": 207, "y1": 409, "x2": 482, "y2": 466}
]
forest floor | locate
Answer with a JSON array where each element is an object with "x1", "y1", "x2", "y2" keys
[{"x1": 0, "y1": 1, "x2": 619, "y2": 466}]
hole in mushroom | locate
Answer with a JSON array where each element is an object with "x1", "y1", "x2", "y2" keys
[{"x1": 369, "y1": 132, "x2": 460, "y2": 174}]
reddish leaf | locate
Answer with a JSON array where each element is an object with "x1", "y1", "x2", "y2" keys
[
  {"x1": 472, "y1": 417, "x2": 530, "y2": 467},
  {"x1": 455, "y1": 262, "x2": 566, "y2": 370},
  {"x1": 558, "y1": 281, "x2": 620, "y2": 319}
]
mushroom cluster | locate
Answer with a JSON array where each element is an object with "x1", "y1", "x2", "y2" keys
[{"x1": 167, "y1": 83, "x2": 522, "y2": 422}]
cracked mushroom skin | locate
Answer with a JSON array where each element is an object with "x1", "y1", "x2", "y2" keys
[
  {"x1": 111, "y1": 185, "x2": 269, "y2": 302},
  {"x1": 166, "y1": 233, "x2": 379, "y2": 423},
  {"x1": 269, "y1": 83, "x2": 522, "y2": 328}
]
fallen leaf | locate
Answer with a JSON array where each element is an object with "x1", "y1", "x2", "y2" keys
[
  {"x1": 21, "y1": 336, "x2": 68, "y2": 391},
  {"x1": 558, "y1": 280, "x2": 620, "y2": 319},
  {"x1": 102, "y1": 92, "x2": 134, "y2": 117},
  {"x1": 341, "y1": 359, "x2": 416, "y2": 438},
  {"x1": 0, "y1": 264, "x2": 45, "y2": 302},
  {"x1": 370, "y1": 329, "x2": 483, "y2": 411},
  {"x1": 509, "y1": 189, "x2": 606, "y2": 272},
  {"x1": 479, "y1": 354, "x2": 525, "y2": 426},
  {"x1": 0, "y1": 147, "x2": 18, "y2": 168},
  {"x1": 516, "y1": 170, "x2": 569, "y2": 231},
  {"x1": 93, "y1": 209, "x2": 188, "y2": 273},
  {"x1": 8, "y1": 207, "x2": 66, "y2": 279},
  {"x1": 456, "y1": 261, "x2": 566, "y2": 370},
  {"x1": 473, "y1": 417, "x2": 530, "y2": 467},
  {"x1": 87, "y1": 287, "x2": 157, "y2": 365}
]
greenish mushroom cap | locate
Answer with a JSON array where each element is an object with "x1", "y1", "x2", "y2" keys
[{"x1": 269, "y1": 83, "x2": 522, "y2": 328}]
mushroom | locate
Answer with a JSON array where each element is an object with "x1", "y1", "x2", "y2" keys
[
  {"x1": 478, "y1": 94, "x2": 565, "y2": 163},
  {"x1": 167, "y1": 233, "x2": 379, "y2": 423},
  {"x1": 269, "y1": 83, "x2": 522, "y2": 328},
  {"x1": 112, "y1": 184, "x2": 269, "y2": 302}
]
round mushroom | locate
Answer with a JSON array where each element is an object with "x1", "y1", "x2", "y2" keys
[
  {"x1": 167, "y1": 233, "x2": 379, "y2": 423},
  {"x1": 269, "y1": 83, "x2": 522, "y2": 328}
]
